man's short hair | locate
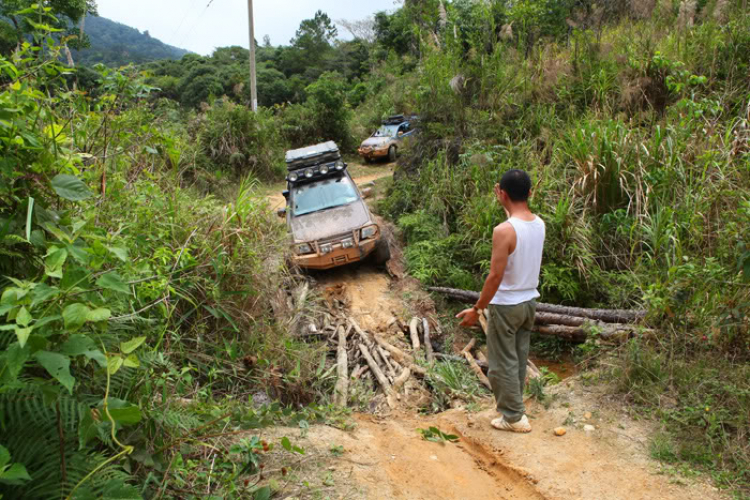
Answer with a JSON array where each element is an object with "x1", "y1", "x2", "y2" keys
[{"x1": 500, "y1": 169, "x2": 532, "y2": 202}]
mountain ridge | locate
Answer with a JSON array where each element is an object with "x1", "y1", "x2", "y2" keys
[{"x1": 72, "y1": 15, "x2": 189, "y2": 67}]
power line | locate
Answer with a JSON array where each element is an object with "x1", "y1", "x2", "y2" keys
[
  {"x1": 177, "y1": 0, "x2": 220, "y2": 52},
  {"x1": 168, "y1": 0, "x2": 200, "y2": 46}
]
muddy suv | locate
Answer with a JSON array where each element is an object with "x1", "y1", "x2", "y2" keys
[
  {"x1": 278, "y1": 141, "x2": 391, "y2": 270},
  {"x1": 358, "y1": 115, "x2": 417, "y2": 163}
]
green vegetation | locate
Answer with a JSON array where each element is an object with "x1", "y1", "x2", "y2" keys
[
  {"x1": 0, "y1": 5, "x2": 341, "y2": 498},
  {"x1": 2, "y1": 0, "x2": 750, "y2": 497},
  {"x1": 375, "y1": 0, "x2": 750, "y2": 494}
]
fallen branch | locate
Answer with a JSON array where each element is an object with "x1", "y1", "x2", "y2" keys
[
  {"x1": 422, "y1": 318, "x2": 435, "y2": 363},
  {"x1": 334, "y1": 326, "x2": 348, "y2": 406},
  {"x1": 464, "y1": 350, "x2": 492, "y2": 390},
  {"x1": 393, "y1": 368, "x2": 411, "y2": 392},
  {"x1": 429, "y1": 287, "x2": 646, "y2": 323},
  {"x1": 409, "y1": 317, "x2": 421, "y2": 351},
  {"x1": 359, "y1": 344, "x2": 396, "y2": 408},
  {"x1": 373, "y1": 334, "x2": 427, "y2": 376}
]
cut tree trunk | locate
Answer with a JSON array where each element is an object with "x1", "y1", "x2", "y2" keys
[
  {"x1": 334, "y1": 326, "x2": 348, "y2": 406},
  {"x1": 429, "y1": 287, "x2": 646, "y2": 323}
]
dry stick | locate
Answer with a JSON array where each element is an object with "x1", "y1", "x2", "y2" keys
[
  {"x1": 393, "y1": 367, "x2": 412, "y2": 392},
  {"x1": 378, "y1": 346, "x2": 397, "y2": 378},
  {"x1": 409, "y1": 317, "x2": 421, "y2": 351},
  {"x1": 334, "y1": 326, "x2": 348, "y2": 407},
  {"x1": 465, "y1": 351, "x2": 492, "y2": 390},
  {"x1": 422, "y1": 318, "x2": 435, "y2": 363},
  {"x1": 359, "y1": 344, "x2": 396, "y2": 408},
  {"x1": 527, "y1": 358, "x2": 542, "y2": 380},
  {"x1": 373, "y1": 334, "x2": 427, "y2": 376},
  {"x1": 428, "y1": 286, "x2": 646, "y2": 323},
  {"x1": 460, "y1": 338, "x2": 477, "y2": 355}
]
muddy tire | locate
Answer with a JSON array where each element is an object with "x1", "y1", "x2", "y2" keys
[
  {"x1": 372, "y1": 239, "x2": 391, "y2": 265},
  {"x1": 388, "y1": 146, "x2": 397, "y2": 163}
]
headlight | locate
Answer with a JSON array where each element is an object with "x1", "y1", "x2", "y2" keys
[
  {"x1": 342, "y1": 238, "x2": 354, "y2": 249},
  {"x1": 335, "y1": 160, "x2": 345, "y2": 171},
  {"x1": 319, "y1": 165, "x2": 329, "y2": 175},
  {"x1": 295, "y1": 243, "x2": 313, "y2": 255},
  {"x1": 304, "y1": 168, "x2": 314, "y2": 178},
  {"x1": 360, "y1": 225, "x2": 378, "y2": 240},
  {"x1": 320, "y1": 243, "x2": 333, "y2": 254},
  {"x1": 288, "y1": 172, "x2": 299, "y2": 182}
]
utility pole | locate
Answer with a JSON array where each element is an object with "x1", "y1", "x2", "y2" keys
[{"x1": 247, "y1": 0, "x2": 258, "y2": 112}]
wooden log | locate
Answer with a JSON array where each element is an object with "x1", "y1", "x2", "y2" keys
[
  {"x1": 435, "y1": 352, "x2": 488, "y2": 370},
  {"x1": 359, "y1": 344, "x2": 396, "y2": 408},
  {"x1": 393, "y1": 368, "x2": 411, "y2": 392},
  {"x1": 422, "y1": 318, "x2": 435, "y2": 363},
  {"x1": 464, "y1": 350, "x2": 492, "y2": 390},
  {"x1": 536, "y1": 324, "x2": 588, "y2": 342},
  {"x1": 428, "y1": 287, "x2": 646, "y2": 323},
  {"x1": 460, "y1": 338, "x2": 476, "y2": 355},
  {"x1": 535, "y1": 312, "x2": 587, "y2": 327},
  {"x1": 378, "y1": 346, "x2": 397, "y2": 378},
  {"x1": 334, "y1": 326, "x2": 348, "y2": 407},
  {"x1": 409, "y1": 317, "x2": 421, "y2": 351},
  {"x1": 373, "y1": 334, "x2": 427, "y2": 376},
  {"x1": 526, "y1": 359, "x2": 542, "y2": 380}
]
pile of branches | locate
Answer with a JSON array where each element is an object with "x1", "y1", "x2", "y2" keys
[
  {"x1": 296, "y1": 287, "x2": 543, "y2": 407},
  {"x1": 429, "y1": 287, "x2": 649, "y2": 343}
]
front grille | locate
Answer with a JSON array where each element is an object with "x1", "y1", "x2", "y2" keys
[{"x1": 318, "y1": 231, "x2": 356, "y2": 245}]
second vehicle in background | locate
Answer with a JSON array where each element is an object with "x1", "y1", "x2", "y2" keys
[{"x1": 358, "y1": 114, "x2": 417, "y2": 163}]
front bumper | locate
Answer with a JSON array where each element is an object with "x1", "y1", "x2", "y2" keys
[
  {"x1": 358, "y1": 147, "x2": 389, "y2": 160},
  {"x1": 293, "y1": 238, "x2": 378, "y2": 270}
]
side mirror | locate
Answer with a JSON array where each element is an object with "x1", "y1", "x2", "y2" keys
[
  {"x1": 282, "y1": 190, "x2": 289, "y2": 199},
  {"x1": 362, "y1": 188, "x2": 373, "y2": 199},
  {"x1": 277, "y1": 208, "x2": 287, "y2": 218}
]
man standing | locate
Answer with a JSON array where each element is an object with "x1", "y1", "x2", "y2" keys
[{"x1": 456, "y1": 169, "x2": 546, "y2": 433}]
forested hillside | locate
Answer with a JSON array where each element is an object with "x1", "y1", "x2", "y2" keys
[
  {"x1": 1, "y1": 0, "x2": 749, "y2": 499},
  {"x1": 71, "y1": 15, "x2": 189, "y2": 67}
]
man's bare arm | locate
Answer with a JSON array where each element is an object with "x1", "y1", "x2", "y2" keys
[
  {"x1": 475, "y1": 223, "x2": 512, "y2": 309},
  {"x1": 456, "y1": 223, "x2": 514, "y2": 326}
]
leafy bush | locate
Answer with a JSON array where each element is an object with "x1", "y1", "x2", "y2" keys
[{"x1": 195, "y1": 99, "x2": 285, "y2": 180}]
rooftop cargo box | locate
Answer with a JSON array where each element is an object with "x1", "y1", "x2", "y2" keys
[{"x1": 286, "y1": 141, "x2": 341, "y2": 171}]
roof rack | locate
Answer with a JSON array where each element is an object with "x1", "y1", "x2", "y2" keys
[
  {"x1": 382, "y1": 114, "x2": 406, "y2": 125},
  {"x1": 285, "y1": 141, "x2": 341, "y2": 171}
]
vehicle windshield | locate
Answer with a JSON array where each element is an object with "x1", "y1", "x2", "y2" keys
[
  {"x1": 292, "y1": 175, "x2": 359, "y2": 216},
  {"x1": 372, "y1": 124, "x2": 400, "y2": 138}
]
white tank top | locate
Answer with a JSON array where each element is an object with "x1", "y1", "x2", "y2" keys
[{"x1": 490, "y1": 216, "x2": 546, "y2": 306}]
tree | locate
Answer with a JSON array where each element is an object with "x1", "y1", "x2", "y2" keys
[
  {"x1": 291, "y1": 10, "x2": 338, "y2": 50},
  {"x1": 0, "y1": 0, "x2": 96, "y2": 46}
]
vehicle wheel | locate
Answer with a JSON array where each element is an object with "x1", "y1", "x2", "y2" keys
[
  {"x1": 388, "y1": 146, "x2": 397, "y2": 163},
  {"x1": 372, "y1": 239, "x2": 391, "y2": 265},
  {"x1": 364, "y1": 157, "x2": 372, "y2": 164}
]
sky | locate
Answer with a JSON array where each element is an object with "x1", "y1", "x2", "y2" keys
[{"x1": 95, "y1": 0, "x2": 401, "y2": 55}]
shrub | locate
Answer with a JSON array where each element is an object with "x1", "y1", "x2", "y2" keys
[{"x1": 195, "y1": 99, "x2": 285, "y2": 180}]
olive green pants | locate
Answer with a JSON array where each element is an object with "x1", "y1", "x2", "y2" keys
[{"x1": 486, "y1": 301, "x2": 537, "y2": 423}]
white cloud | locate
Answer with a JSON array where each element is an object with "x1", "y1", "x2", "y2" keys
[{"x1": 95, "y1": 0, "x2": 400, "y2": 55}]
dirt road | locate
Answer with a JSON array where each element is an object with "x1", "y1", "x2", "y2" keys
[{"x1": 262, "y1": 169, "x2": 725, "y2": 500}]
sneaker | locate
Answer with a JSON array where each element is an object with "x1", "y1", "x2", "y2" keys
[{"x1": 491, "y1": 415, "x2": 532, "y2": 433}]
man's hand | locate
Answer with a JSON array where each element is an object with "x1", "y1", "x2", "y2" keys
[{"x1": 456, "y1": 308, "x2": 480, "y2": 327}]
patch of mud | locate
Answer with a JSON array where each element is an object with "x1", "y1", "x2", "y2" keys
[
  {"x1": 315, "y1": 264, "x2": 401, "y2": 332},
  {"x1": 289, "y1": 413, "x2": 546, "y2": 500}
]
